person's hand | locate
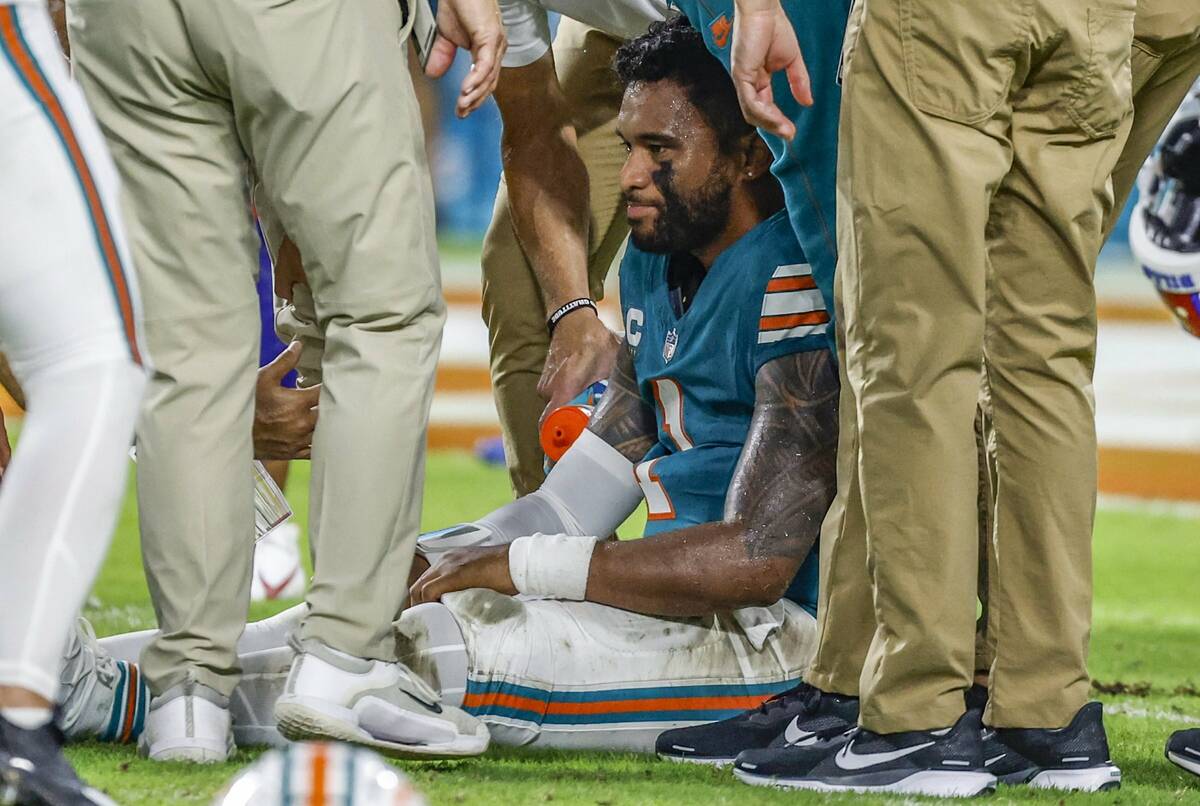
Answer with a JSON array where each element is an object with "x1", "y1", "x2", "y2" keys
[
  {"x1": 254, "y1": 342, "x2": 320, "y2": 460},
  {"x1": 731, "y1": 0, "x2": 812, "y2": 141},
  {"x1": 0, "y1": 408, "x2": 10, "y2": 482},
  {"x1": 424, "y1": 0, "x2": 506, "y2": 118},
  {"x1": 272, "y1": 237, "x2": 306, "y2": 303},
  {"x1": 537, "y1": 311, "x2": 620, "y2": 425},
  {"x1": 409, "y1": 545, "x2": 515, "y2": 604}
]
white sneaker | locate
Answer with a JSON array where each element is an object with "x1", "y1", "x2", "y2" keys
[
  {"x1": 139, "y1": 683, "x2": 235, "y2": 763},
  {"x1": 58, "y1": 617, "x2": 149, "y2": 744},
  {"x1": 273, "y1": 638, "x2": 489, "y2": 759},
  {"x1": 250, "y1": 523, "x2": 305, "y2": 601}
]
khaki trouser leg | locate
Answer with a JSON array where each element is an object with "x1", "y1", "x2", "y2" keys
[
  {"x1": 193, "y1": 0, "x2": 443, "y2": 661},
  {"x1": 67, "y1": 0, "x2": 260, "y2": 697},
  {"x1": 844, "y1": 0, "x2": 1134, "y2": 733},
  {"x1": 481, "y1": 20, "x2": 628, "y2": 497}
]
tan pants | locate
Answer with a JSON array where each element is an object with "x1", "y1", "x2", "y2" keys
[
  {"x1": 482, "y1": 20, "x2": 628, "y2": 496},
  {"x1": 829, "y1": 0, "x2": 1136, "y2": 732},
  {"x1": 68, "y1": 0, "x2": 443, "y2": 697},
  {"x1": 807, "y1": 4, "x2": 1200, "y2": 719}
]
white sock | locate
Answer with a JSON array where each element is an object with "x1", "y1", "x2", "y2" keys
[{"x1": 2, "y1": 706, "x2": 53, "y2": 729}]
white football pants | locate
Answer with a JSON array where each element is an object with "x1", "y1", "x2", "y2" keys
[{"x1": 0, "y1": 0, "x2": 146, "y2": 702}]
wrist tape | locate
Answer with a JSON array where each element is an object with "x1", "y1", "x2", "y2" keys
[{"x1": 508, "y1": 533, "x2": 601, "y2": 600}]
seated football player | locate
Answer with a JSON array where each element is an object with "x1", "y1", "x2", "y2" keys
[{"x1": 59, "y1": 18, "x2": 838, "y2": 757}]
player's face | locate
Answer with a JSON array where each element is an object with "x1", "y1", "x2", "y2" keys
[{"x1": 617, "y1": 80, "x2": 734, "y2": 254}]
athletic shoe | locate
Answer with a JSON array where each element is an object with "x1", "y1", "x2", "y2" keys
[
  {"x1": 57, "y1": 617, "x2": 149, "y2": 744},
  {"x1": 734, "y1": 708, "x2": 996, "y2": 797},
  {"x1": 981, "y1": 701, "x2": 1120, "y2": 791},
  {"x1": 250, "y1": 522, "x2": 305, "y2": 601},
  {"x1": 0, "y1": 714, "x2": 116, "y2": 805},
  {"x1": 273, "y1": 637, "x2": 489, "y2": 759},
  {"x1": 1167, "y1": 729, "x2": 1200, "y2": 778},
  {"x1": 655, "y1": 682, "x2": 858, "y2": 766},
  {"x1": 139, "y1": 682, "x2": 235, "y2": 763}
]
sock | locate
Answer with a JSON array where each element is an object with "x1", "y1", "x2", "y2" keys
[{"x1": 2, "y1": 706, "x2": 53, "y2": 729}]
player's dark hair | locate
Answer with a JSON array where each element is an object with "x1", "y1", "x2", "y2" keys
[{"x1": 613, "y1": 15, "x2": 754, "y2": 154}]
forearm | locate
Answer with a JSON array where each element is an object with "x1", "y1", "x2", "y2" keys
[
  {"x1": 502, "y1": 121, "x2": 592, "y2": 315},
  {"x1": 0, "y1": 353, "x2": 25, "y2": 410},
  {"x1": 585, "y1": 521, "x2": 798, "y2": 617}
]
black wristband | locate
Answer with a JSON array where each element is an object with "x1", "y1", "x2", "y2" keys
[{"x1": 547, "y1": 298, "x2": 597, "y2": 334}]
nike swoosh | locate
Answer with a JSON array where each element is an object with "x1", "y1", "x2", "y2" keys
[
  {"x1": 835, "y1": 739, "x2": 936, "y2": 771},
  {"x1": 784, "y1": 717, "x2": 818, "y2": 746},
  {"x1": 985, "y1": 753, "x2": 1007, "y2": 767}
]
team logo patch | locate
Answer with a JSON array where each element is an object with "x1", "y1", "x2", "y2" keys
[
  {"x1": 709, "y1": 14, "x2": 731, "y2": 49},
  {"x1": 663, "y1": 328, "x2": 679, "y2": 363}
]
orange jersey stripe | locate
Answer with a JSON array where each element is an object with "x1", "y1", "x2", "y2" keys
[
  {"x1": 0, "y1": 8, "x2": 141, "y2": 364},
  {"x1": 308, "y1": 743, "x2": 328, "y2": 806},
  {"x1": 759, "y1": 311, "x2": 829, "y2": 331},
  {"x1": 766, "y1": 276, "x2": 817, "y2": 293},
  {"x1": 463, "y1": 691, "x2": 771, "y2": 716}
]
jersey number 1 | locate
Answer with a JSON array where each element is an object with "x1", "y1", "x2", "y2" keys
[{"x1": 636, "y1": 379, "x2": 691, "y2": 520}]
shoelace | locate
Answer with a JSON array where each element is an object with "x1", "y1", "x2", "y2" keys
[{"x1": 753, "y1": 682, "x2": 818, "y2": 716}]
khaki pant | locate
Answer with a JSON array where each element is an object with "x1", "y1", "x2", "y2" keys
[
  {"x1": 68, "y1": 0, "x2": 443, "y2": 697},
  {"x1": 807, "y1": 2, "x2": 1200, "y2": 720},
  {"x1": 482, "y1": 20, "x2": 628, "y2": 496},
  {"x1": 831, "y1": 0, "x2": 1136, "y2": 732}
]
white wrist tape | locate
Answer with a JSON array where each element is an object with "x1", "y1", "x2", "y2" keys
[{"x1": 508, "y1": 533, "x2": 601, "y2": 600}]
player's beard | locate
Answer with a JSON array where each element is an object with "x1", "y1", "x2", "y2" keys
[{"x1": 628, "y1": 163, "x2": 733, "y2": 255}]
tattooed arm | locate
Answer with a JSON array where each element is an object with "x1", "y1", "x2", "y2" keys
[
  {"x1": 583, "y1": 348, "x2": 838, "y2": 616},
  {"x1": 584, "y1": 338, "x2": 658, "y2": 462}
]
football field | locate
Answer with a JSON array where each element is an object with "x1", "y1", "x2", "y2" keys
[{"x1": 68, "y1": 453, "x2": 1200, "y2": 805}]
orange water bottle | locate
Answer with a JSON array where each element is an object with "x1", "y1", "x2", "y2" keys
[{"x1": 540, "y1": 381, "x2": 608, "y2": 466}]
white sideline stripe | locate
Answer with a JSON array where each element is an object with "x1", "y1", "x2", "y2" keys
[
  {"x1": 761, "y1": 289, "x2": 824, "y2": 317},
  {"x1": 771, "y1": 263, "x2": 812, "y2": 279},
  {"x1": 1103, "y1": 704, "x2": 1200, "y2": 725},
  {"x1": 429, "y1": 393, "x2": 498, "y2": 426},
  {"x1": 1096, "y1": 494, "x2": 1200, "y2": 520},
  {"x1": 758, "y1": 322, "x2": 829, "y2": 344}
]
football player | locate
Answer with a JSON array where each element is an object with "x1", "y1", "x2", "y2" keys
[{"x1": 63, "y1": 18, "x2": 838, "y2": 757}]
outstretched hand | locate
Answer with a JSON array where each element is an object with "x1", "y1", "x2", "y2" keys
[
  {"x1": 424, "y1": 0, "x2": 507, "y2": 118},
  {"x1": 409, "y1": 545, "x2": 516, "y2": 604},
  {"x1": 538, "y1": 313, "x2": 620, "y2": 427},
  {"x1": 254, "y1": 342, "x2": 320, "y2": 460},
  {"x1": 731, "y1": 0, "x2": 812, "y2": 141}
]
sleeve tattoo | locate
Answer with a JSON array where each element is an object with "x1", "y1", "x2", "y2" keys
[
  {"x1": 586, "y1": 340, "x2": 658, "y2": 463},
  {"x1": 729, "y1": 350, "x2": 839, "y2": 562}
]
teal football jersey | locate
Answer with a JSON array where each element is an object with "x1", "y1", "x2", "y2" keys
[{"x1": 620, "y1": 209, "x2": 828, "y2": 615}]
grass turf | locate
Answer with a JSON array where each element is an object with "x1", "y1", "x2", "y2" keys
[{"x1": 69, "y1": 453, "x2": 1200, "y2": 804}]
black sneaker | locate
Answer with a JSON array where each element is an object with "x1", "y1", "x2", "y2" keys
[
  {"x1": 734, "y1": 708, "x2": 996, "y2": 797},
  {"x1": 654, "y1": 682, "x2": 858, "y2": 766},
  {"x1": 1167, "y1": 729, "x2": 1200, "y2": 778},
  {"x1": 981, "y1": 701, "x2": 1121, "y2": 791},
  {"x1": 0, "y1": 714, "x2": 115, "y2": 805}
]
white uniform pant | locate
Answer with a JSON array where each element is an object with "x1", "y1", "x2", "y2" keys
[
  {"x1": 0, "y1": 0, "x2": 146, "y2": 701},
  {"x1": 398, "y1": 590, "x2": 818, "y2": 752}
]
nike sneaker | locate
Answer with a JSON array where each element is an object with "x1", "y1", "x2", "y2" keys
[
  {"x1": 980, "y1": 701, "x2": 1121, "y2": 791},
  {"x1": 251, "y1": 522, "x2": 306, "y2": 601},
  {"x1": 58, "y1": 617, "x2": 149, "y2": 744},
  {"x1": 1167, "y1": 729, "x2": 1200, "y2": 778},
  {"x1": 274, "y1": 637, "x2": 489, "y2": 759},
  {"x1": 140, "y1": 682, "x2": 235, "y2": 763},
  {"x1": 654, "y1": 682, "x2": 858, "y2": 766},
  {"x1": 0, "y1": 713, "x2": 116, "y2": 805},
  {"x1": 734, "y1": 708, "x2": 996, "y2": 797}
]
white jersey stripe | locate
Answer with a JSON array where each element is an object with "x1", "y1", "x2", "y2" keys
[
  {"x1": 771, "y1": 263, "x2": 813, "y2": 279},
  {"x1": 757, "y1": 322, "x2": 830, "y2": 344},
  {"x1": 761, "y1": 288, "x2": 825, "y2": 317}
]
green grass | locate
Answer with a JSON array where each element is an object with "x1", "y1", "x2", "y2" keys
[{"x1": 68, "y1": 453, "x2": 1200, "y2": 804}]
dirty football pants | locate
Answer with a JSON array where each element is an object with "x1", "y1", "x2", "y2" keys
[
  {"x1": 0, "y1": 0, "x2": 146, "y2": 702},
  {"x1": 482, "y1": 19, "x2": 628, "y2": 496},
  {"x1": 833, "y1": 0, "x2": 1135, "y2": 732},
  {"x1": 68, "y1": 0, "x2": 443, "y2": 697}
]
